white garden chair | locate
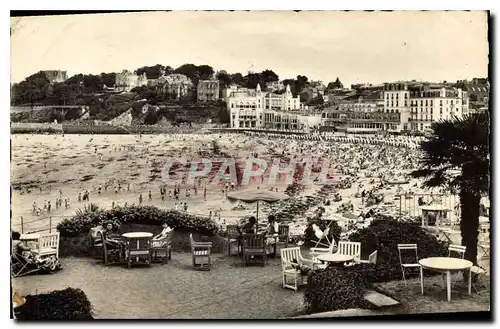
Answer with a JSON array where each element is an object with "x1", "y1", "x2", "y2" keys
[
  {"x1": 397, "y1": 243, "x2": 422, "y2": 287},
  {"x1": 336, "y1": 241, "x2": 361, "y2": 262},
  {"x1": 448, "y1": 245, "x2": 466, "y2": 285},
  {"x1": 32, "y1": 232, "x2": 60, "y2": 259},
  {"x1": 357, "y1": 250, "x2": 378, "y2": 264},
  {"x1": 280, "y1": 247, "x2": 315, "y2": 291}
]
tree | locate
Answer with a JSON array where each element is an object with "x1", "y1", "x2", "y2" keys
[
  {"x1": 261, "y1": 69, "x2": 279, "y2": 84},
  {"x1": 216, "y1": 71, "x2": 232, "y2": 89},
  {"x1": 144, "y1": 109, "x2": 159, "y2": 125},
  {"x1": 197, "y1": 65, "x2": 215, "y2": 80},
  {"x1": 135, "y1": 64, "x2": 165, "y2": 79},
  {"x1": 174, "y1": 64, "x2": 200, "y2": 83},
  {"x1": 230, "y1": 73, "x2": 244, "y2": 86},
  {"x1": 411, "y1": 112, "x2": 490, "y2": 267}
]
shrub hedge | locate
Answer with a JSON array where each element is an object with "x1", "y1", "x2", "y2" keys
[
  {"x1": 57, "y1": 205, "x2": 220, "y2": 237},
  {"x1": 348, "y1": 216, "x2": 449, "y2": 282},
  {"x1": 304, "y1": 264, "x2": 375, "y2": 313},
  {"x1": 14, "y1": 288, "x2": 93, "y2": 320}
]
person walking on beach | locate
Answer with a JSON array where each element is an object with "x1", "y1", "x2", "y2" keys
[
  {"x1": 203, "y1": 187, "x2": 207, "y2": 201},
  {"x1": 139, "y1": 194, "x2": 143, "y2": 205},
  {"x1": 47, "y1": 201, "x2": 51, "y2": 213},
  {"x1": 43, "y1": 201, "x2": 47, "y2": 213},
  {"x1": 169, "y1": 190, "x2": 172, "y2": 199},
  {"x1": 98, "y1": 184, "x2": 102, "y2": 194},
  {"x1": 78, "y1": 192, "x2": 81, "y2": 203},
  {"x1": 32, "y1": 201, "x2": 37, "y2": 213},
  {"x1": 148, "y1": 190, "x2": 152, "y2": 201},
  {"x1": 183, "y1": 202, "x2": 188, "y2": 212}
]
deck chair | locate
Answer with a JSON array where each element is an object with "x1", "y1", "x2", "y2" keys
[
  {"x1": 280, "y1": 247, "x2": 315, "y2": 291},
  {"x1": 11, "y1": 253, "x2": 41, "y2": 278},
  {"x1": 151, "y1": 229, "x2": 173, "y2": 264},
  {"x1": 310, "y1": 235, "x2": 337, "y2": 258},
  {"x1": 397, "y1": 244, "x2": 422, "y2": 288},
  {"x1": 99, "y1": 231, "x2": 124, "y2": 266},
  {"x1": 226, "y1": 225, "x2": 241, "y2": 256},
  {"x1": 310, "y1": 223, "x2": 332, "y2": 248},
  {"x1": 277, "y1": 224, "x2": 290, "y2": 249},
  {"x1": 190, "y1": 234, "x2": 212, "y2": 270},
  {"x1": 357, "y1": 250, "x2": 378, "y2": 264},
  {"x1": 242, "y1": 234, "x2": 267, "y2": 266}
]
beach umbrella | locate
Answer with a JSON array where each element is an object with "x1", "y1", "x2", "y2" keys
[{"x1": 226, "y1": 189, "x2": 289, "y2": 230}]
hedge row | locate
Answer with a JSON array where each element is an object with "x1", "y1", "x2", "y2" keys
[{"x1": 56, "y1": 205, "x2": 220, "y2": 237}]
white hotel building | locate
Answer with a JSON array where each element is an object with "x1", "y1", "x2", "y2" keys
[
  {"x1": 227, "y1": 84, "x2": 313, "y2": 131},
  {"x1": 382, "y1": 82, "x2": 469, "y2": 132}
]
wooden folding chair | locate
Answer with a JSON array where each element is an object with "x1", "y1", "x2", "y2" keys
[
  {"x1": 277, "y1": 224, "x2": 290, "y2": 249},
  {"x1": 397, "y1": 244, "x2": 422, "y2": 288}
]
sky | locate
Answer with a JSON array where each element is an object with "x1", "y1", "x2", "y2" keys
[{"x1": 10, "y1": 11, "x2": 489, "y2": 87}]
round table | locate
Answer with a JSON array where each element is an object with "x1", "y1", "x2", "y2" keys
[
  {"x1": 122, "y1": 232, "x2": 153, "y2": 239},
  {"x1": 420, "y1": 205, "x2": 450, "y2": 227},
  {"x1": 419, "y1": 257, "x2": 473, "y2": 302},
  {"x1": 316, "y1": 254, "x2": 354, "y2": 268}
]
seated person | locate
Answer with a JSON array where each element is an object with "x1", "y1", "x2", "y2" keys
[
  {"x1": 11, "y1": 231, "x2": 61, "y2": 273},
  {"x1": 238, "y1": 216, "x2": 257, "y2": 234},
  {"x1": 152, "y1": 224, "x2": 173, "y2": 248},
  {"x1": 265, "y1": 215, "x2": 279, "y2": 253},
  {"x1": 11, "y1": 231, "x2": 31, "y2": 260},
  {"x1": 102, "y1": 221, "x2": 126, "y2": 256}
]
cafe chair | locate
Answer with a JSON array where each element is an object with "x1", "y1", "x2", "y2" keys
[
  {"x1": 242, "y1": 234, "x2": 267, "y2": 266},
  {"x1": 99, "y1": 231, "x2": 124, "y2": 266},
  {"x1": 471, "y1": 265, "x2": 488, "y2": 294},
  {"x1": 151, "y1": 229, "x2": 173, "y2": 264},
  {"x1": 190, "y1": 234, "x2": 212, "y2": 270},
  {"x1": 226, "y1": 225, "x2": 241, "y2": 256},
  {"x1": 397, "y1": 244, "x2": 422, "y2": 287},
  {"x1": 448, "y1": 245, "x2": 466, "y2": 285}
]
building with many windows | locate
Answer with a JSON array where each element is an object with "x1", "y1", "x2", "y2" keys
[
  {"x1": 228, "y1": 84, "x2": 311, "y2": 130},
  {"x1": 321, "y1": 81, "x2": 469, "y2": 133},
  {"x1": 228, "y1": 84, "x2": 264, "y2": 129},
  {"x1": 157, "y1": 74, "x2": 194, "y2": 100},
  {"x1": 115, "y1": 70, "x2": 148, "y2": 92},
  {"x1": 197, "y1": 79, "x2": 220, "y2": 102},
  {"x1": 408, "y1": 86, "x2": 468, "y2": 132},
  {"x1": 263, "y1": 85, "x2": 304, "y2": 111}
]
